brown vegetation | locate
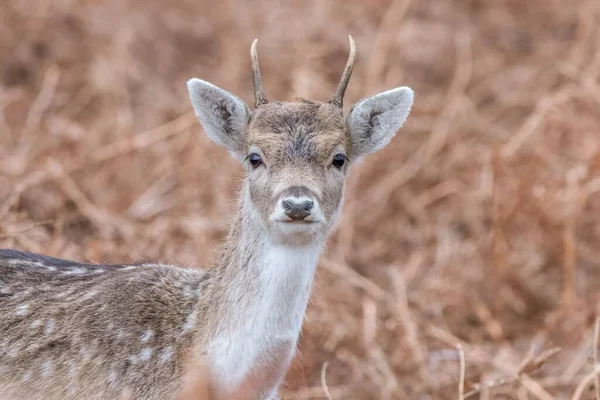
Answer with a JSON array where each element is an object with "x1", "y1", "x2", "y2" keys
[{"x1": 2, "y1": 0, "x2": 600, "y2": 398}]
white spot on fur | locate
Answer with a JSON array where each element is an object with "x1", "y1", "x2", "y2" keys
[
  {"x1": 72, "y1": 333, "x2": 81, "y2": 344},
  {"x1": 139, "y1": 348, "x2": 152, "y2": 361},
  {"x1": 44, "y1": 266, "x2": 57, "y2": 271},
  {"x1": 7, "y1": 346, "x2": 19, "y2": 357},
  {"x1": 41, "y1": 360, "x2": 53, "y2": 377},
  {"x1": 128, "y1": 355, "x2": 138, "y2": 364},
  {"x1": 15, "y1": 304, "x2": 29, "y2": 316},
  {"x1": 68, "y1": 361, "x2": 77, "y2": 378},
  {"x1": 27, "y1": 343, "x2": 41, "y2": 352},
  {"x1": 108, "y1": 370, "x2": 118, "y2": 388},
  {"x1": 160, "y1": 345, "x2": 174, "y2": 364},
  {"x1": 93, "y1": 269, "x2": 105, "y2": 274},
  {"x1": 122, "y1": 266, "x2": 137, "y2": 271},
  {"x1": 181, "y1": 311, "x2": 197, "y2": 335},
  {"x1": 80, "y1": 348, "x2": 93, "y2": 363},
  {"x1": 22, "y1": 371, "x2": 32, "y2": 382},
  {"x1": 30, "y1": 319, "x2": 42, "y2": 329},
  {"x1": 82, "y1": 289, "x2": 99, "y2": 300},
  {"x1": 45, "y1": 319, "x2": 55, "y2": 335},
  {"x1": 8, "y1": 259, "x2": 44, "y2": 268},
  {"x1": 64, "y1": 267, "x2": 86, "y2": 275},
  {"x1": 182, "y1": 285, "x2": 194, "y2": 298},
  {"x1": 117, "y1": 329, "x2": 126, "y2": 339},
  {"x1": 0, "y1": 286, "x2": 11, "y2": 294},
  {"x1": 140, "y1": 330, "x2": 153, "y2": 343}
]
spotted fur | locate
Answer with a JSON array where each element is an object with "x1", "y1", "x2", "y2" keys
[{"x1": 0, "y1": 249, "x2": 208, "y2": 399}]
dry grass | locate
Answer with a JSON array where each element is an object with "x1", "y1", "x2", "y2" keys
[{"x1": 2, "y1": 0, "x2": 600, "y2": 398}]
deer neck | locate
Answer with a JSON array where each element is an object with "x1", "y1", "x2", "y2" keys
[
  {"x1": 203, "y1": 189, "x2": 324, "y2": 390},
  {"x1": 211, "y1": 197, "x2": 324, "y2": 337}
]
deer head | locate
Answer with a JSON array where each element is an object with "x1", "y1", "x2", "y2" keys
[{"x1": 187, "y1": 36, "x2": 414, "y2": 246}]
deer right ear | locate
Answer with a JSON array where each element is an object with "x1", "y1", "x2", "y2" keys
[{"x1": 187, "y1": 78, "x2": 251, "y2": 157}]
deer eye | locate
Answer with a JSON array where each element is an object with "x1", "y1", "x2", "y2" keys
[
  {"x1": 331, "y1": 154, "x2": 346, "y2": 169},
  {"x1": 247, "y1": 153, "x2": 263, "y2": 169}
]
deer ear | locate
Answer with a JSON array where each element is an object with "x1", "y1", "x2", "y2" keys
[
  {"x1": 187, "y1": 78, "x2": 251, "y2": 156},
  {"x1": 347, "y1": 87, "x2": 414, "y2": 158}
]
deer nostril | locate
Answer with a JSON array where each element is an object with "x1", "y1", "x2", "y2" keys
[
  {"x1": 282, "y1": 199, "x2": 293, "y2": 211},
  {"x1": 302, "y1": 200, "x2": 314, "y2": 211},
  {"x1": 282, "y1": 198, "x2": 314, "y2": 220}
]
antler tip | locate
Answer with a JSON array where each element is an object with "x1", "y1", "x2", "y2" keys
[{"x1": 251, "y1": 39, "x2": 258, "y2": 57}]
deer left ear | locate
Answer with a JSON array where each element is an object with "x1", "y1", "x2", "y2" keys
[{"x1": 347, "y1": 87, "x2": 414, "y2": 158}]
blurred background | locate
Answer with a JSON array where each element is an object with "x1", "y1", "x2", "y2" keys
[{"x1": 1, "y1": 0, "x2": 600, "y2": 398}]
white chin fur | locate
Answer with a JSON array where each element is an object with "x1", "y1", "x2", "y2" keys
[{"x1": 273, "y1": 221, "x2": 322, "y2": 235}]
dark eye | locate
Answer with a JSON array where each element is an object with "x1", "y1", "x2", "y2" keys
[
  {"x1": 332, "y1": 154, "x2": 346, "y2": 169},
  {"x1": 248, "y1": 153, "x2": 263, "y2": 169}
]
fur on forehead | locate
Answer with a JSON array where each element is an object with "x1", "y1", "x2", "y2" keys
[{"x1": 248, "y1": 101, "x2": 350, "y2": 159}]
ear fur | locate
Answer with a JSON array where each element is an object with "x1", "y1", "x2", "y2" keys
[
  {"x1": 187, "y1": 78, "x2": 251, "y2": 156},
  {"x1": 347, "y1": 87, "x2": 414, "y2": 157}
]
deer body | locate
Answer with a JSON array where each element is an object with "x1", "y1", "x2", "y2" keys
[{"x1": 0, "y1": 37, "x2": 414, "y2": 399}]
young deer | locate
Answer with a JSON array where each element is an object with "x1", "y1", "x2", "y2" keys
[{"x1": 0, "y1": 36, "x2": 413, "y2": 399}]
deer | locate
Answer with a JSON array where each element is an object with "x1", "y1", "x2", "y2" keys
[{"x1": 0, "y1": 36, "x2": 414, "y2": 400}]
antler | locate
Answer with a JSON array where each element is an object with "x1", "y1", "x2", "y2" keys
[
  {"x1": 329, "y1": 35, "x2": 356, "y2": 108},
  {"x1": 251, "y1": 39, "x2": 268, "y2": 108}
]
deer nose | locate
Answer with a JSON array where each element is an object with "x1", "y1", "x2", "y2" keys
[{"x1": 282, "y1": 198, "x2": 314, "y2": 221}]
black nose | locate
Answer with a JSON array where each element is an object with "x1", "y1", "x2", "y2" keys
[{"x1": 282, "y1": 198, "x2": 314, "y2": 221}]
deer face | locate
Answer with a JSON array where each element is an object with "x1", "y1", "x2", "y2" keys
[
  {"x1": 243, "y1": 101, "x2": 349, "y2": 243},
  {"x1": 187, "y1": 37, "x2": 414, "y2": 245}
]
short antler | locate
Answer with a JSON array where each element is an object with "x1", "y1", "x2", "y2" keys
[
  {"x1": 329, "y1": 35, "x2": 356, "y2": 108},
  {"x1": 251, "y1": 39, "x2": 268, "y2": 108}
]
